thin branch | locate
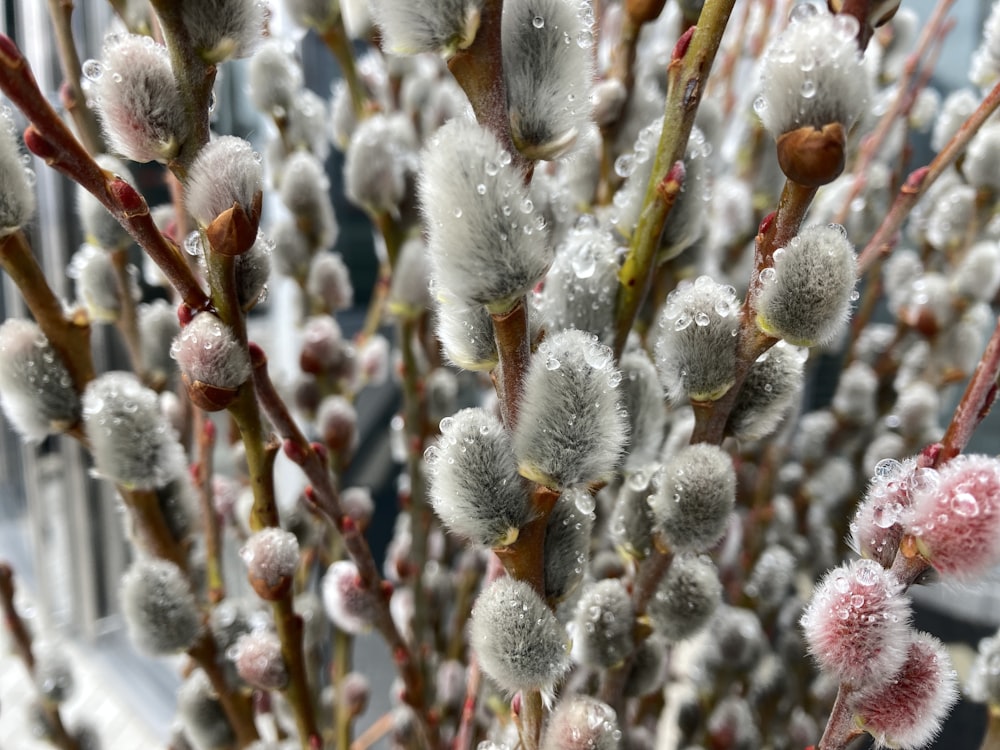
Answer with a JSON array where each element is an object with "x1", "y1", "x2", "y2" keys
[{"x1": 857, "y1": 78, "x2": 1000, "y2": 273}]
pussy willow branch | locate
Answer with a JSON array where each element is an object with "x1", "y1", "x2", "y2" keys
[
  {"x1": 857, "y1": 77, "x2": 1000, "y2": 272},
  {"x1": 146, "y1": 0, "x2": 216, "y2": 175},
  {"x1": 248, "y1": 344, "x2": 438, "y2": 748},
  {"x1": 0, "y1": 563, "x2": 81, "y2": 750},
  {"x1": 0, "y1": 230, "x2": 95, "y2": 396},
  {"x1": 109, "y1": 248, "x2": 146, "y2": 382},
  {"x1": 204, "y1": 245, "x2": 322, "y2": 749},
  {"x1": 448, "y1": 0, "x2": 532, "y2": 175},
  {"x1": 834, "y1": 0, "x2": 956, "y2": 227},
  {"x1": 46, "y1": 0, "x2": 103, "y2": 156},
  {"x1": 0, "y1": 35, "x2": 211, "y2": 311},
  {"x1": 186, "y1": 633, "x2": 261, "y2": 747},
  {"x1": 596, "y1": 14, "x2": 643, "y2": 205},
  {"x1": 612, "y1": 0, "x2": 738, "y2": 356},
  {"x1": 194, "y1": 415, "x2": 225, "y2": 604}
]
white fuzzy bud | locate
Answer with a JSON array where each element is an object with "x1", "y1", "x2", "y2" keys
[
  {"x1": 610, "y1": 470, "x2": 656, "y2": 559},
  {"x1": 470, "y1": 577, "x2": 570, "y2": 696},
  {"x1": 372, "y1": 0, "x2": 484, "y2": 56},
  {"x1": 754, "y1": 5, "x2": 868, "y2": 137},
  {"x1": 544, "y1": 488, "x2": 593, "y2": 602},
  {"x1": 241, "y1": 528, "x2": 300, "y2": 600},
  {"x1": 572, "y1": 579, "x2": 635, "y2": 669},
  {"x1": 953, "y1": 241, "x2": 1000, "y2": 302},
  {"x1": 270, "y1": 219, "x2": 314, "y2": 281},
  {"x1": 177, "y1": 670, "x2": 235, "y2": 750},
  {"x1": 618, "y1": 350, "x2": 667, "y2": 469},
  {"x1": 180, "y1": 0, "x2": 265, "y2": 62},
  {"x1": 0, "y1": 105, "x2": 35, "y2": 235},
  {"x1": 137, "y1": 300, "x2": 180, "y2": 386},
  {"x1": 248, "y1": 39, "x2": 303, "y2": 117},
  {"x1": 755, "y1": 224, "x2": 857, "y2": 347},
  {"x1": 832, "y1": 360, "x2": 878, "y2": 426},
  {"x1": 971, "y1": 0, "x2": 1000, "y2": 88},
  {"x1": 86, "y1": 35, "x2": 189, "y2": 163},
  {"x1": 728, "y1": 342, "x2": 805, "y2": 441},
  {"x1": 420, "y1": 118, "x2": 551, "y2": 313},
  {"x1": 284, "y1": 0, "x2": 341, "y2": 31},
  {"x1": 345, "y1": 113, "x2": 418, "y2": 217},
  {"x1": 434, "y1": 287, "x2": 499, "y2": 371},
  {"x1": 120, "y1": 558, "x2": 200, "y2": 654},
  {"x1": 648, "y1": 554, "x2": 721, "y2": 642},
  {"x1": 502, "y1": 0, "x2": 593, "y2": 161},
  {"x1": 279, "y1": 150, "x2": 338, "y2": 250},
  {"x1": 542, "y1": 697, "x2": 620, "y2": 750},
  {"x1": 186, "y1": 136, "x2": 262, "y2": 228},
  {"x1": 68, "y1": 244, "x2": 130, "y2": 322},
  {"x1": 426, "y1": 407, "x2": 533, "y2": 548},
  {"x1": 171, "y1": 312, "x2": 251, "y2": 390},
  {"x1": 322, "y1": 560, "x2": 378, "y2": 634},
  {"x1": 653, "y1": 275, "x2": 740, "y2": 402},
  {"x1": 388, "y1": 238, "x2": 431, "y2": 318},
  {"x1": 82, "y1": 372, "x2": 186, "y2": 489},
  {"x1": 230, "y1": 629, "x2": 288, "y2": 690},
  {"x1": 0, "y1": 319, "x2": 80, "y2": 441},
  {"x1": 307, "y1": 251, "x2": 353, "y2": 314},
  {"x1": 513, "y1": 329, "x2": 626, "y2": 488},
  {"x1": 535, "y1": 221, "x2": 621, "y2": 344},
  {"x1": 931, "y1": 90, "x2": 979, "y2": 153},
  {"x1": 651, "y1": 444, "x2": 735, "y2": 554}
]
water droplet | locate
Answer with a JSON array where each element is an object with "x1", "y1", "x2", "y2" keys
[
  {"x1": 759, "y1": 267, "x2": 777, "y2": 284},
  {"x1": 572, "y1": 246, "x2": 596, "y2": 278},
  {"x1": 533, "y1": 15, "x2": 545, "y2": 28},
  {"x1": 674, "y1": 315, "x2": 692, "y2": 331},
  {"x1": 545, "y1": 355, "x2": 561, "y2": 371},
  {"x1": 82, "y1": 59, "x2": 103, "y2": 81},
  {"x1": 951, "y1": 491, "x2": 980, "y2": 517},
  {"x1": 801, "y1": 80, "x2": 816, "y2": 99},
  {"x1": 613, "y1": 154, "x2": 639, "y2": 182},
  {"x1": 695, "y1": 312, "x2": 710, "y2": 327},
  {"x1": 753, "y1": 96, "x2": 768, "y2": 116},
  {"x1": 573, "y1": 492, "x2": 596, "y2": 515},
  {"x1": 484, "y1": 160, "x2": 499, "y2": 176},
  {"x1": 874, "y1": 458, "x2": 901, "y2": 479},
  {"x1": 850, "y1": 289, "x2": 860, "y2": 301},
  {"x1": 850, "y1": 594, "x2": 865, "y2": 608},
  {"x1": 453, "y1": 207, "x2": 463, "y2": 218},
  {"x1": 476, "y1": 183, "x2": 486, "y2": 195}
]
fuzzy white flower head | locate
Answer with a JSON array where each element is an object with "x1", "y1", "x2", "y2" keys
[
  {"x1": 0, "y1": 319, "x2": 79, "y2": 441},
  {"x1": 86, "y1": 34, "x2": 189, "y2": 163},
  {"x1": 344, "y1": 113, "x2": 418, "y2": 217},
  {"x1": 653, "y1": 275, "x2": 740, "y2": 402},
  {"x1": 502, "y1": 0, "x2": 594, "y2": 161},
  {"x1": 372, "y1": 0, "x2": 484, "y2": 57},
  {"x1": 970, "y1": 0, "x2": 1000, "y2": 88},
  {"x1": 433, "y1": 284, "x2": 499, "y2": 371},
  {"x1": 513, "y1": 329, "x2": 627, "y2": 488},
  {"x1": 420, "y1": 118, "x2": 551, "y2": 313},
  {"x1": 186, "y1": 136, "x2": 262, "y2": 228},
  {"x1": 280, "y1": 150, "x2": 338, "y2": 250},
  {"x1": 171, "y1": 312, "x2": 251, "y2": 390},
  {"x1": 931, "y1": 89, "x2": 979, "y2": 153},
  {"x1": 180, "y1": 0, "x2": 265, "y2": 63},
  {"x1": 120, "y1": 558, "x2": 201, "y2": 654},
  {"x1": 248, "y1": 39, "x2": 303, "y2": 117},
  {"x1": 754, "y1": 3, "x2": 869, "y2": 138},
  {"x1": 0, "y1": 105, "x2": 36, "y2": 236}
]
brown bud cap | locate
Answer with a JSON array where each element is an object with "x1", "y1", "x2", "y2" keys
[
  {"x1": 775, "y1": 123, "x2": 846, "y2": 188},
  {"x1": 182, "y1": 372, "x2": 240, "y2": 412},
  {"x1": 626, "y1": 0, "x2": 669, "y2": 25},
  {"x1": 205, "y1": 192, "x2": 262, "y2": 257}
]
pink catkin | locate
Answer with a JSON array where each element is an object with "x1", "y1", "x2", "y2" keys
[
  {"x1": 800, "y1": 559, "x2": 912, "y2": 688},
  {"x1": 851, "y1": 631, "x2": 958, "y2": 750},
  {"x1": 906, "y1": 454, "x2": 1000, "y2": 580}
]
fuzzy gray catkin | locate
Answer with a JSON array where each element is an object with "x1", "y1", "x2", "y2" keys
[
  {"x1": 651, "y1": 444, "x2": 736, "y2": 554},
  {"x1": 653, "y1": 276, "x2": 740, "y2": 402},
  {"x1": 419, "y1": 118, "x2": 552, "y2": 313},
  {"x1": 0, "y1": 105, "x2": 36, "y2": 235},
  {"x1": 755, "y1": 224, "x2": 857, "y2": 347},
  {"x1": 248, "y1": 39, "x2": 303, "y2": 117},
  {"x1": 344, "y1": 113, "x2": 418, "y2": 218},
  {"x1": 727, "y1": 342, "x2": 805, "y2": 441},
  {"x1": 186, "y1": 136, "x2": 262, "y2": 229},
  {"x1": 178, "y1": 0, "x2": 265, "y2": 62},
  {"x1": 502, "y1": 0, "x2": 593, "y2": 161},
  {"x1": 82, "y1": 372, "x2": 186, "y2": 489},
  {"x1": 177, "y1": 669, "x2": 236, "y2": 750},
  {"x1": 543, "y1": 488, "x2": 593, "y2": 602},
  {"x1": 433, "y1": 286, "x2": 499, "y2": 371},
  {"x1": 68, "y1": 244, "x2": 129, "y2": 322},
  {"x1": 372, "y1": 0, "x2": 484, "y2": 56},
  {"x1": 321, "y1": 560, "x2": 379, "y2": 634},
  {"x1": 87, "y1": 34, "x2": 189, "y2": 163},
  {"x1": 542, "y1": 697, "x2": 620, "y2": 750},
  {"x1": 609, "y1": 470, "x2": 657, "y2": 559},
  {"x1": 618, "y1": 350, "x2": 667, "y2": 469},
  {"x1": 0, "y1": 319, "x2": 80, "y2": 441},
  {"x1": 235, "y1": 234, "x2": 271, "y2": 310},
  {"x1": 470, "y1": 577, "x2": 570, "y2": 696},
  {"x1": 426, "y1": 407, "x2": 533, "y2": 548},
  {"x1": 137, "y1": 301, "x2": 180, "y2": 386},
  {"x1": 120, "y1": 558, "x2": 201, "y2": 654},
  {"x1": 534, "y1": 220, "x2": 621, "y2": 345},
  {"x1": 754, "y1": 5, "x2": 869, "y2": 138},
  {"x1": 171, "y1": 313, "x2": 251, "y2": 391},
  {"x1": 513, "y1": 329, "x2": 627, "y2": 488},
  {"x1": 572, "y1": 579, "x2": 635, "y2": 669},
  {"x1": 648, "y1": 554, "x2": 722, "y2": 643}
]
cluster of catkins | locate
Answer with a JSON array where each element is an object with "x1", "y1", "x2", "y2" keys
[{"x1": 5, "y1": 0, "x2": 1000, "y2": 749}]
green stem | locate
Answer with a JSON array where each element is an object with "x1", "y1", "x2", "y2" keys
[
  {"x1": 611, "y1": 0, "x2": 737, "y2": 355},
  {"x1": 109, "y1": 248, "x2": 146, "y2": 382},
  {"x1": 979, "y1": 706, "x2": 1000, "y2": 750},
  {"x1": 334, "y1": 628, "x2": 354, "y2": 750},
  {"x1": 320, "y1": 20, "x2": 368, "y2": 118}
]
